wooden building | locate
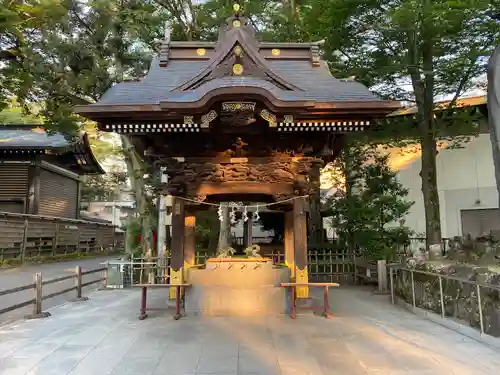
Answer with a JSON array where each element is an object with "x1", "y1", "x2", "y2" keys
[
  {"x1": 0, "y1": 125, "x2": 104, "y2": 218},
  {"x1": 75, "y1": 3, "x2": 399, "y2": 297}
]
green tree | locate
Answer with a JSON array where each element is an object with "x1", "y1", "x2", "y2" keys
[
  {"x1": 0, "y1": 101, "x2": 41, "y2": 124},
  {"x1": 81, "y1": 171, "x2": 128, "y2": 203},
  {"x1": 307, "y1": 0, "x2": 500, "y2": 252},
  {"x1": 0, "y1": 0, "x2": 326, "y2": 255},
  {"x1": 327, "y1": 141, "x2": 414, "y2": 260}
]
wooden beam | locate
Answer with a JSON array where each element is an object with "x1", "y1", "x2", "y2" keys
[
  {"x1": 190, "y1": 182, "x2": 294, "y2": 197},
  {"x1": 32, "y1": 162, "x2": 41, "y2": 215},
  {"x1": 25, "y1": 164, "x2": 37, "y2": 215},
  {"x1": 243, "y1": 217, "x2": 253, "y2": 247},
  {"x1": 170, "y1": 197, "x2": 185, "y2": 272}
]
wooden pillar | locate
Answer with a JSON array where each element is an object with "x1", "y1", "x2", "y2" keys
[
  {"x1": 293, "y1": 197, "x2": 308, "y2": 298},
  {"x1": 243, "y1": 217, "x2": 253, "y2": 247},
  {"x1": 184, "y1": 214, "x2": 196, "y2": 267},
  {"x1": 284, "y1": 211, "x2": 295, "y2": 279},
  {"x1": 25, "y1": 163, "x2": 40, "y2": 214},
  {"x1": 169, "y1": 197, "x2": 185, "y2": 299},
  {"x1": 75, "y1": 179, "x2": 82, "y2": 219}
]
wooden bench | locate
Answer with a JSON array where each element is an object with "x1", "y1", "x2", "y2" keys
[
  {"x1": 280, "y1": 282, "x2": 340, "y2": 319},
  {"x1": 132, "y1": 284, "x2": 191, "y2": 321}
]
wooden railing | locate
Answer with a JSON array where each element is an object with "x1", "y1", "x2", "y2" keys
[
  {"x1": 0, "y1": 266, "x2": 107, "y2": 318},
  {"x1": 0, "y1": 211, "x2": 123, "y2": 262}
]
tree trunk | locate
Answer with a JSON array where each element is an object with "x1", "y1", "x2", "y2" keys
[
  {"x1": 343, "y1": 156, "x2": 355, "y2": 257},
  {"x1": 218, "y1": 205, "x2": 231, "y2": 250},
  {"x1": 486, "y1": 117, "x2": 500, "y2": 209},
  {"x1": 419, "y1": 133, "x2": 442, "y2": 250},
  {"x1": 409, "y1": 1, "x2": 442, "y2": 257},
  {"x1": 124, "y1": 214, "x2": 136, "y2": 256},
  {"x1": 120, "y1": 135, "x2": 154, "y2": 261},
  {"x1": 487, "y1": 46, "x2": 500, "y2": 214},
  {"x1": 308, "y1": 165, "x2": 323, "y2": 245}
]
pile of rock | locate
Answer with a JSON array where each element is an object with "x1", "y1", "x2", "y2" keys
[{"x1": 396, "y1": 234, "x2": 500, "y2": 337}]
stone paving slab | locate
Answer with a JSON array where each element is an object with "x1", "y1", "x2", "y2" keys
[{"x1": 0, "y1": 286, "x2": 498, "y2": 375}]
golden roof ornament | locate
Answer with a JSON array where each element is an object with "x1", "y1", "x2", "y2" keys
[
  {"x1": 232, "y1": 63, "x2": 244, "y2": 75},
  {"x1": 234, "y1": 45, "x2": 242, "y2": 57},
  {"x1": 233, "y1": 3, "x2": 241, "y2": 14}
]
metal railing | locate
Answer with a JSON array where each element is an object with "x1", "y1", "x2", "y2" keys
[
  {"x1": 389, "y1": 265, "x2": 500, "y2": 337},
  {"x1": 0, "y1": 266, "x2": 107, "y2": 318},
  {"x1": 121, "y1": 251, "x2": 215, "y2": 286}
]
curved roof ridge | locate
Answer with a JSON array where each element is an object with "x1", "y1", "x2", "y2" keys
[{"x1": 174, "y1": 20, "x2": 302, "y2": 92}]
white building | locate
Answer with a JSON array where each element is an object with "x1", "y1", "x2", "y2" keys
[
  {"x1": 81, "y1": 190, "x2": 136, "y2": 230},
  {"x1": 320, "y1": 96, "x2": 500, "y2": 240},
  {"x1": 390, "y1": 95, "x2": 500, "y2": 239},
  {"x1": 395, "y1": 132, "x2": 500, "y2": 239}
]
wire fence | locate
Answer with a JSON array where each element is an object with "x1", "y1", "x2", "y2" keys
[{"x1": 389, "y1": 265, "x2": 500, "y2": 338}]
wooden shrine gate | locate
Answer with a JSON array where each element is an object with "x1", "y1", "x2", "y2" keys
[{"x1": 75, "y1": 2, "x2": 398, "y2": 300}]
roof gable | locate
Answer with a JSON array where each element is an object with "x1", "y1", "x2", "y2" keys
[
  {"x1": 75, "y1": 2, "x2": 399, "y2": 117},
  {"x1": 175, "y1": 14, "x2": 301, "y2": 92},
  {"x1": 96, "y1": 59, "x2": 380, "y2": 106},
  {"x1": 0, "y1": 125, "x2": 104, "y2": 174}
]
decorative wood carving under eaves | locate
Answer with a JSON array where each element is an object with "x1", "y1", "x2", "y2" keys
[
  {"x1": 201, "y1": 110, "x2": 218, "y2": 128},
  {"x1": 220, "y1": 102, "x2": 256, "y2": 127},
  {"x1": 260, "y1": 109, "x2": 277, "y2": 127}
]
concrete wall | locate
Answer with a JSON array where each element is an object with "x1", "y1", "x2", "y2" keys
[
  {"x1": 397, "y1": 134, "x2": 499, "y2": 238},
  {"x1": 83, "y1": 201, "x2": 134, "y2": 229}
]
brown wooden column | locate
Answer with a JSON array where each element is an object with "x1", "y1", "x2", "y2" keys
[
  {"x1": 243, "y1": 217, "x2": 253, "y2": 247},
  {"x1": 184, "y1": 214, "x2": 196, "y2": 267},
  {"x1": 293, "y1": 197, "x2": 308, "y2": 298},
  {"x1": 169, "y1": 197, "x2": 185, "y2": 299},
  {"x1": 284, "y1": 211, "x2": 295, "y2": 279},
  {"x1": 25, "y1": 163, "x2": 40, "y2": 214}
]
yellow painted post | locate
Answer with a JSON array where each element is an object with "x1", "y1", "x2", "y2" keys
[
  {"x1": 284, "y1": 211, "x2": 295, "y2": 280},
  {"x1": 169, "y1": 198, "x2": 184, "y2": 300},
  {"x1": 183, "y1": 214, "x2": 196, "y2": 286},
  {"x1": 293, "y1": 197, "x2": 308, "y2": 298}
]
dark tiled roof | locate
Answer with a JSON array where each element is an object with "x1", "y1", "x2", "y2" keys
[
  {"x1": 96, "y1": 58, "x2": 381, "y2": 106},
  {"x1": 0, "y1": 125, "x2": 76, "y2": 148},
  {"x1": 0, "y1": 125, "x2": 104, "y2": 174}
]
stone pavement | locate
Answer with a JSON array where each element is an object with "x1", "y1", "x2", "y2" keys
[{"x1": 0, "y1": 286, "x2": 499, "y2": 375}]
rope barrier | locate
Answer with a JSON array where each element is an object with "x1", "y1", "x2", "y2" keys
[{"x1": 171, "y1": 194, "x2": 309, "y2": 209}]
